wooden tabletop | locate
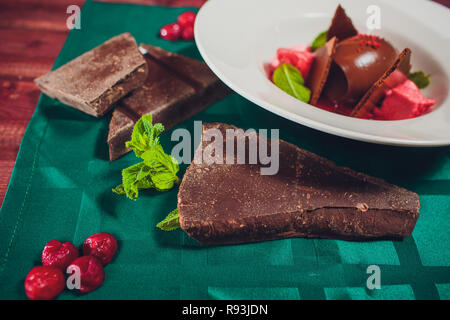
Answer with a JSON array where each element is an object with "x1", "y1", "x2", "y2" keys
[{"x1": 0, "y1": 0, "x2": 448, "y2": 206}]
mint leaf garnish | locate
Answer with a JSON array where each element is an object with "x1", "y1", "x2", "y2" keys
[
  {"x1": 112, "y1": 114, "x2": 179, "y2": 200},
  {"x1": 112, "y1": 184, "x2": 125, "y2": 195},
  {"x1": 126, "y1": 116, "x2": 165, "y2": 158},
  {"x1": 408, "y1": 71, "x2": 430, "y2": 89},
  {"x1": 140, "y1": 144, "x2": 180, "y2": 190},
  {"x1": 273, "y1": 63, "x2": 311, "y2": 103},
  {"x1": 156, "y1": 208, "x2": 180, "y2": 231},
  {"x1": 117, "y1": 162, "x2": 155, "y2": 200},
  {"x1": 311, "y1": 30, "x2": 327, "y2": 51}
]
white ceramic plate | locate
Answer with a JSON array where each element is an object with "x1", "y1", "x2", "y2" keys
[{"x1": 194, "y1": 0, "x2": 450, "y2": 146}]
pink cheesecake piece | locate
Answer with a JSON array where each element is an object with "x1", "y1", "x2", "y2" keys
[{"x1": 374, "y1": 79, "x2": 435, "y2": 120}]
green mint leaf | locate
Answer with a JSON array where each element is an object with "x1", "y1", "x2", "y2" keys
[
  {"x1": 273, "y1": 63, "x2": 311, "y2": 103},
  {"x1": 113, "y1": 115, "x2": 180, "y2": 200},
  {"x1": 112, "y1": 184, "x2": 125, "y2": 195},
  {"x1": 156, "y1": 208, "x2": 180, "y2": 231},
  {"x1": 121, "y1": 162, "x2": 154, "y2": 200},
  {"x1": 311, "y1": 30, "x2": 327, "y2": 51},
  {"x1": 140, "y1": 144, "x2": 180, "y2": 191},
  {"x1": 408, "y1": 71, "x2": 430, "y2": 89},
  {"x1": 126, "y1": 114, "x2": 165, "y2": 158},
  {"x1": 142, "y1": 144, "x2": 179, "y2": 174}
]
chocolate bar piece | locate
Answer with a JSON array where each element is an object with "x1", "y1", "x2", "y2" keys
[
  {"x1": 327, "y1": 4, "x2": 358, "y2": 42},
  {"x1": 178, "y1": 123, "x2": 420, "y2": 245},
  {"x1": 35, "y1": 33, "x2": 148, "y2": 117},
  {"x1": 107, "y1": 44, "x2": 231, "y2": 160},
  {"x1": 307, "y1": 37, "x2": 337, "y2": 105}
]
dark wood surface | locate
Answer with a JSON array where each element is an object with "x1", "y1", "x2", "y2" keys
[{"x1": 0, "y1": 0, "x2": 448, "y2": 206}]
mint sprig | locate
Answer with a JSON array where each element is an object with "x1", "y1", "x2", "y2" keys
[
  {"x1": 408, "y1": 71, "x2": 430, "y2": 89},
  {"x1": 311, "y1": 30, "x2": 328, "y2": 52},
  {"x1": 156, "y1": 208, "x2": 180, "y2": 231},
  {"x1": 112, "y1": 114, "x2": 179, "y2": 200},
  {"x1": 273, "y1": 63, "x2": 311, "y2": 103}
]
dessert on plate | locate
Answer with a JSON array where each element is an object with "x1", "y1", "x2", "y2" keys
[{"x1": 266, "y1": 5, "x2": 435, "y2": 121}]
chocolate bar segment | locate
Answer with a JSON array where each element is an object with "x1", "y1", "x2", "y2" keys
[
  {"x1": 140, "y1": 43, "x2": 216, "y2": 94},
  {"x1": 107, "y1": 44, "x2": 231, "y2": 160},
  {"x1": 307, "y1": 37, "x2": 337, "y2": 105},
  {"x1": 178, "y1": 123, "x2": 420, "y2": 245},
  {"x1": 35, "y1": 33, "x2": 148, "y2": 117}
]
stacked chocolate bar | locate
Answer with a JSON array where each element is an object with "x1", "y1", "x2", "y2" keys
[{"x1": 35, "y1": 33, "x2": 231, "y2": 160}]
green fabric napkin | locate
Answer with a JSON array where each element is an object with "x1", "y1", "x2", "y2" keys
[{"x1": 0, "y1": 1, "x2": 449, "y2": 300}]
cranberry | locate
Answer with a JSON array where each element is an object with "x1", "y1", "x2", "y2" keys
[
  {"x1": 177, "y1": 11, "x2": 196, "y2": 28},
  {"x1": 160, "y1": 22, "x2": 182, "y2": 41},
  {"x1": 69, "y1": 256, "x2": 105, "y2": 293},
  {"x1": 83, "y1": 232, "x2": 118, "y2": 266},
  {"x1": 24, "y1": 266, "x2": 65, "y2": 300},
  {"x1": 42, "y1": 240, "x2": 79, "y2": 270},
  {"x1": 181, "y1": 25, "x2": 194, "y2": 41}
]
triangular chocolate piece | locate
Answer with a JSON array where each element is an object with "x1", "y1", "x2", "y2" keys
[
  {"x1": 107, "y1": 44, "x2": 230, "y2": 161},
  {"x1": 351, "y1": 48, "x2": 412, "y2": 118},
  {"x1": 327, "y1": 5, "x2": 358, "y2": 42},
  {"x1": 178, "y1": 123, "x2": 420, "y2": 245},
  {"x1": 307, "y1": 37, "x2": 337, "y2": 105}
]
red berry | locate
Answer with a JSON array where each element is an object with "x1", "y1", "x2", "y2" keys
[
  {"x1": 160, "y1": 22, "x2": 182, "y2": 41},
  {"x1": 42, "y1": 240, "x2": 79, "y2": 270},
  {"x1": 83, "y1": 232, "x2": 118, "y2": 266},
  {"x1": 181, "y1": 25, "x2": 194, "y2": 41},
  {"x1": 68, "y1": 256, "x2": 105, "y2": 293},
  {"x1": 177, "y1": 11, "x2": 196, "y2": 28},
  {"x1": 24, "y1": 266, "x2": 65, "y2": 300}
]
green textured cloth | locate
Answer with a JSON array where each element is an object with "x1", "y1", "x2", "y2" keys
[{"x1": 0, "y1": 1, "x2": 449, "y2": 300}]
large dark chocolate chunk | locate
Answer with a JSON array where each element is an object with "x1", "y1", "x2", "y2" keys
[
  {"x1": 327, "y1": 5, "x2": 358, "y2": 42},
  {"x1": 107, "y1": 44, "x2": 231, "y2": 160},
  {"x1": 351, "y1": 48, "x2": 412, "y2": 117},
  {"x1": 178, "y1": 123, "x2": 420, "y2": 245},
  {"x1": 35, "y1": 33, "x2": 148, "y2": 117},
  {"x1": 307, "y1": 37, "x2": 337, "y2": 105}
]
